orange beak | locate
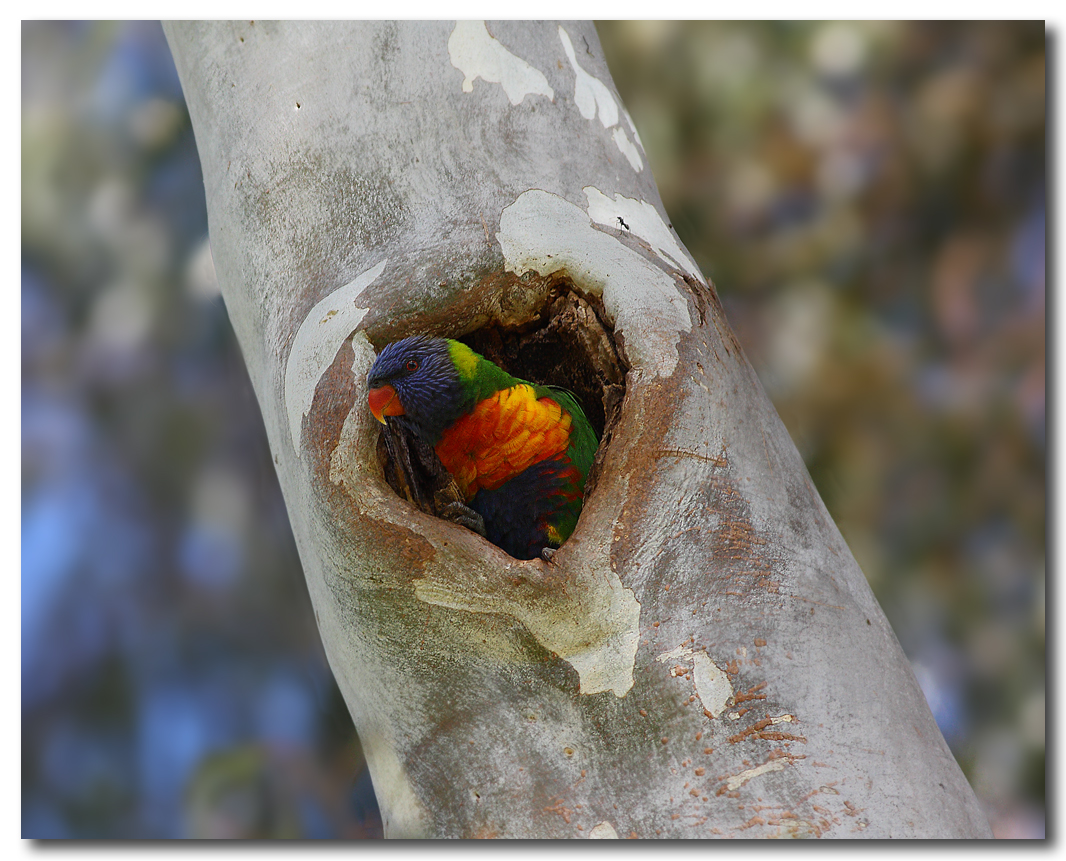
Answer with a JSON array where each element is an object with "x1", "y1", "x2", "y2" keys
[{"x1": 368, "y1": 384, "x2": 405, "y2": 424}]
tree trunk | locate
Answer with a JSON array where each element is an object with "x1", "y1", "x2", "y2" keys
[{"x1": 164, "y1": 20, "x2": 991, "y2": 839}]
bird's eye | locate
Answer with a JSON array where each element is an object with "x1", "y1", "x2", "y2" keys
[{"x1": 405, "y1": 359, "x2": 420, "y2": 372}]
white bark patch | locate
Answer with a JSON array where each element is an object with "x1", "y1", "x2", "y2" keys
[
  {"x1": 588, "y1": 821, "x2": 619, "y2": 838},
  {"x1": 622, "y1": 106, "x2": 645, "y2": 150},
  {"x1": 725, "y1": 758, "x2": 789, "y2": 792},
  {"x1": 585, "y1": 187, "x2": 703, "y2": 283},
  {"x1": 284, "y1": 260, "x2": 386, "y2": 456},
  {"x1": 558, "y1": 25, "x2": 643, "y2": 172},
  {"x1": 691, "y1": 651, "x2": 734, "y2": 719},
  {"x1": 559, "y1": 26, "x2": 616, "y2": 127},
  {"x1": 413, "y1": 559, "x2": 641, "y2": 698},
  {"x1": 497, "y1": 189, "x2": 691, "y2": 377},
  {"x1": 361, "y1": 726, "x2": 431, "y2": 838},
  {"x1": 448, "y1": 21, "x2": 554, "y2": 106},
  {"x1": 610, "y1": 126, "x2": 643, "y2": 172},
  {"x1": 656, "y1": 644, "x2": 733, "y2": 719}
]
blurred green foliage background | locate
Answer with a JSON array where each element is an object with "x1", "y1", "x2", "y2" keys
[{"x1": 22, "y1": 21, "x2": 1043, "y2": 838}]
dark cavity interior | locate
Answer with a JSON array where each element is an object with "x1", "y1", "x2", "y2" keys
[{"x1": 460, "y1": 288, "x2": 627, "y2": 445}]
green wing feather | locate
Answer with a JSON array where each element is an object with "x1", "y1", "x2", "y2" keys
[{"x1": 538, "y1": 384, "x2": 599, "y2": 478}]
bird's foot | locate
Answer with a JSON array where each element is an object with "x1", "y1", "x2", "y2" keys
[
  {"x1": 440, "y1": 501, "x2": 487, "y2": 537},
  {"x1": 540, "y1": 547, "x2": 557, "y2": 563}
]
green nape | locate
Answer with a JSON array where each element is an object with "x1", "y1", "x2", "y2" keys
[{"x1": 447, "y1": 339, "x2": 520, "y2": 402}]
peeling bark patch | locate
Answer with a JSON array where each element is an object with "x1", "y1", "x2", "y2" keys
[
  {"x1": 588, "y1": 821, "x2": 619, "y2": 838},
  {"x1": 733, "y1": 681, "x2": 769, "y2": 705},
  {"x1": 558, "y1": 27, "x2": 616, "y2": 127},
  {"x1": 728, "y1": 715, "x2": 806, "y2": 746},
  {"x1": 362, "y1": 726, "x2": 432, "y2": 838},
  {"x1": 558, "y1": 26, "x2": 642, "y2": 172},
  {"x1": 610, "y1": 127, "x2": 643, "y2": 173},
  {"x1": 655, "y1": 645, "x2": 733, "y2": 719},
  {"x1": 720, "y1": 752, "x2": 803, "y2": 793},
  {"x1": 413, "y1": 558, "x2": 641, "y2": 697},
  {"x1": 621, "y1": 106, "x2": 645, "y2": 150},
  {"x1": 690, "y1": 652, "x2": 733, "y2": 719},
  {"x1": 285, "y1": 261, "x2": 386, "y2": 455},
  {"x1": 497, "y1": 189, "x2": 691, "y2": 377},
  {"x1": 584, "y1": 188, "x2": 701, "y2": 282},
  {"x1": 448, "y1": 21, "x2": 554, "y2": 105}
]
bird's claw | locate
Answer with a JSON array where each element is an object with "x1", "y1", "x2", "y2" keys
[
  {"x1": 440, "y1": 501, "x2": 487, "y2": 537},
  {"x1": 540, "y1": 547, "x2": 557, "y2": 563}
]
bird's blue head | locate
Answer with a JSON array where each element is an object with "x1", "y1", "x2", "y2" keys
[{"x1": 366, "y1": 336, "x2": 473, "y2": 445}]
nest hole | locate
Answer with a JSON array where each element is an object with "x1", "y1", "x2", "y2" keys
[{"x1": 375, "y1": 283, "x2": 628, "y2": 533}]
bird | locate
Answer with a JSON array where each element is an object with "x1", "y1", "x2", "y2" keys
[{"x1": 366, "y1": 336, "x2": 598, "y2": 560}]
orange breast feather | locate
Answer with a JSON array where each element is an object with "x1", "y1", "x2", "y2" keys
[{"x1": 435, "y1": 384, "x2": 572, "y2": 499}]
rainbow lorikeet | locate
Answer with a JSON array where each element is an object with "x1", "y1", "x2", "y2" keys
[{"x1": 367, "y1": 336, "x2": 598, "y2": 560}]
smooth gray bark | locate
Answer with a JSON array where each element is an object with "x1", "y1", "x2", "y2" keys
[{"x1": 164, "y1": 20, "x2": 991, "y2": 838}]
